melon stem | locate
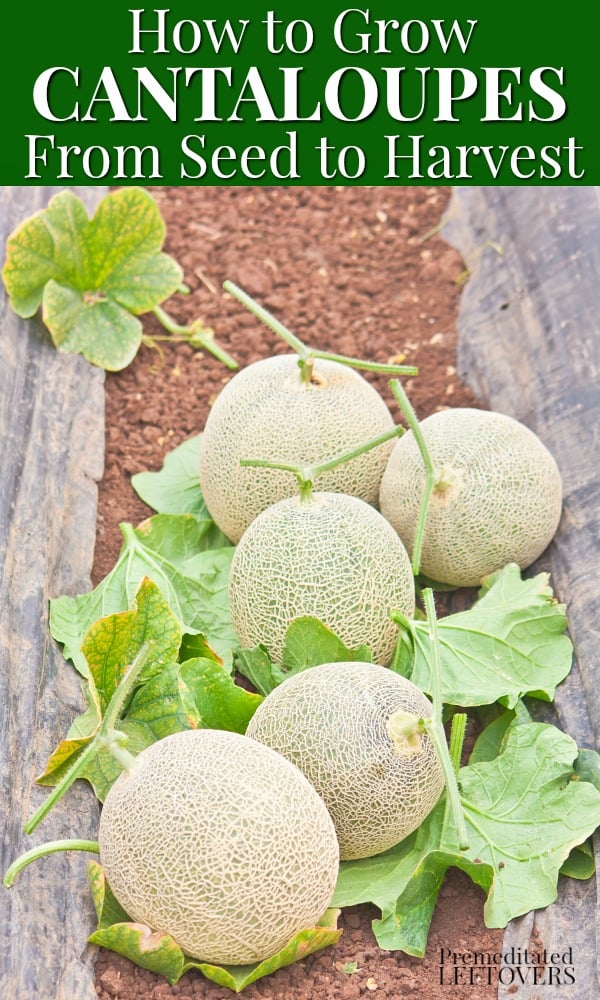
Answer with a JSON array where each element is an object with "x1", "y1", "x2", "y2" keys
[
  {"x1": 151, "y1": 305, "x2": 238, "y2": 369},
  {"x1": 223, "y1": 281, "x2": 419, "y2": 378},
  {"x1": 240, "y1": 425, "x2": 404, "y2": 500},
  {"x1": 23, "y1": 642, "x2": 153, "y2": 835},
  {"x1": 99, "y1": 730, "x2": 139, "y2": 776},
  {"x1": 421, "y1": 589, "x2": 470, "y2": 852},
  {"x1": 389, "y1": 379, "x2": 436, "y2": 578},
  {"x1": 387, "y1": 709, "x2": 427, "y2": 751},
  {"x1": 3, "y1": 840, "x2": 100, "y2": 888},
  {"x1": 224, "y1": 281, "x2": 309, "y2": 358}
]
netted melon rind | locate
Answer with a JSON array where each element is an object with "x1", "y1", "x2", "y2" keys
[
  {"x1": 98, "y1": 729, "x2": 339, "y2": 965},
  {"x1": 228, "y1": 492, "x2": 415, "y2": 666},
  {"x1": 199, "y1": 354, "x2": 395, "y2": 542},
  {"x1": 247, "y1": 661, "x2": 445, "y2": 860},
  {"x1": 379, "y1": 408, "x2": 563, "y2": 587}
]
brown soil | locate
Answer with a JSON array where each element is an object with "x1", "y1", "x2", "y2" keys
[{"x1": 93, "y1": 185, "x2": 504, "y2": 1000}]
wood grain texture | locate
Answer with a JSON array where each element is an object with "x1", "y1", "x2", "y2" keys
[
  {"x1": 0, "y1": 187, "x2": 106, "y2": 999},
  {"x1": 446, "y1": 187, "x2": 599, "y2": 1000}
]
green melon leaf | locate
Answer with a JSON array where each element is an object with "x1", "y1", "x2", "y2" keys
[
  {"x1": 2, "y1": 190, "x2": 92, "y2": 315},
  {"x1": 75, "y1": 662, "x2": 200, "y2": 801},
  {"x1": 235, "y1": 616, "x2": 373, "y2": 695},
  {"x1": 82, "y1": 575, "x2": 182, "y2": 708},
  {"x1": 38, "y1": 580, "x2": 199, "y2": 801},
  {"x1": 395, "y1": 564, "x2": 572, "y2": 708},
  {"x1": 50, "y1": 514, "x2": 235, "y2": 674},
  {"x1": 180, "y1": 657, "x2": 262, "y2": 733},
  {"x1": 89, "y1": 860, "x2": 131, "y2": 928},
  {"x1": 333, "y1": 721, "x2": 600, "y2": 956},
  {"x1": 234, "y1": 645, "x2": 276, "y2": 696},
  {"x1": 191, "y1": 910, "x2": 342, "y2": 992},
  {"x1": 87, "y1": 861, "x2": 341, "y2": 990},
  {"x1": 43, "y1": 280, "x2": 143, "y2": 371},
  {"x1": 281, "y1": 616, "x2": 372, "y2": 676},
  {"x1": 2, "y1": 187, "x2": 182, "y2": 370},
  {"x1": 178, "y1": 632, "x2": 223, "y2": 665},
  {"x1": 559, "y1": 840, "x2": 596, "y2": 880},
  {"x1": 573, "y1": 747, "x2": 600, "y2": 792},
  {"x1": 132, "y1": 435, "x2": 228, "y2": 549},
  {"x1": 469, "y1": 700, "x2": 532, "y2": 764}
]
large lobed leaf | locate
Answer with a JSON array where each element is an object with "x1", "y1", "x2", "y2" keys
[
  {"x1": 40, "y1": 579, "x2": 260, "y2": 801},
  {"x1": 38, "y1": 580, "x2": 198, "y2": 800},
  {"x1": 2, "y1": 187, "x2": 182, "y2": 369},
  {"x1": 396, "y1": 564, "x2": 572, "y2": 707},
  {"x1": 333, "y1": 720, "x2": 600, "y2": 956},
  {"x1": 50, "y1": 513, "x2": 236, "y2": 674}
]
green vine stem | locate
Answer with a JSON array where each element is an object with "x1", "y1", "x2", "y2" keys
[
  {"x1": 389, "y1": 379, "x2": 436, "y2": 577},
  {"x1": 241, "y1": 424, "x2": 405, "y2": 503},
  {"x1": 24, "y1": 643, "x2": 152, "y2": 835},
  {"x1": 4, "y1": 840, "x2": 99, "y2": 888},
  {"x1": 421, "y1": 589, "x2": 469, "y2": 851},
  {"x1": 151, "y1": 304, "x2": 238, "y2": 369},
  {"x1": 224, "y1": 281, "x2": 308, "y2": 358},
  {"x1": 223, "y1": 280, "x2": 419, "y2": 379},
  {"x1": 449, "y1": 713, "x2": 468, "y2": 774}
]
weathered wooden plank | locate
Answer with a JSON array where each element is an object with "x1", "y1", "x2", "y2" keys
[
  {"x1": 445, "y1": 187, "x2": 600, "y2": 1000},
  {"x1": 0, "y1": 187, "x2": 106, "y2": 998}
]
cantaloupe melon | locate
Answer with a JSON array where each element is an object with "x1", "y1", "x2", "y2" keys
[
  {"x1": 98, "y1": 729, "x2": 339, "y2": 965},
  {"x1": 247, "y1": 661, "x2": 445, "y2": 860},
  {"x1": 228, "y1": 491, "x2": 415, "y2": 665},
  {"x1": 199, "y1": 354, "x2": 395, "y2": 542},
  {"x1": 379, "y1": 408, "x2": 562, "y2": 587}
]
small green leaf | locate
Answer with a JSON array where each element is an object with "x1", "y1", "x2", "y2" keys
[
  {"x1": 90, "y1": 921, "x2": 188, "y2": 984},
  {"x1": 36, "y1": 732, "x2": 97, "y2": 789},
  {"x1": 399, "y1": 564, "x2": 572, "y2": 708},
  {"x1": 560, "y1": 840, "x2": 595, "y2": 880},
  {"x1": 180, "y1": 657, "x2": 262, "y2": 733},
  {"x1": 2, "y1": 190, "x2": 92, "y2": 315},
  {"x1": 178, "y1": 632, "x2": 223, "y2": 665},
  {"x1": 235, "y1": 617, "x2": 373, "y2": 694},
  {"x1": 234, "y1": 645, "x2": 277, "y2": 696},
  {"x1": 573, "y1": 748, "x2": 600, "y2": 791},
  {"x1": 281, "y1": 616, "x2": 372, "y2": 676},
  {"x1": 2, "y1": 187, "x2": 182, "y2": 370},
  {"x1": 87, "y1": 862, "x2": 342, "y2": 990},
  {"x1": 88, "y1": 860, "x2": 130, "y2": 928}
]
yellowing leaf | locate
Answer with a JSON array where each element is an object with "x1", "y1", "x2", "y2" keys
[
  {"x1": 2, "y1": 187, "x2": 182, "y2": 370},
  {"x1": 87, "y1": 861, "x2": 341, "y2": 990}
]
